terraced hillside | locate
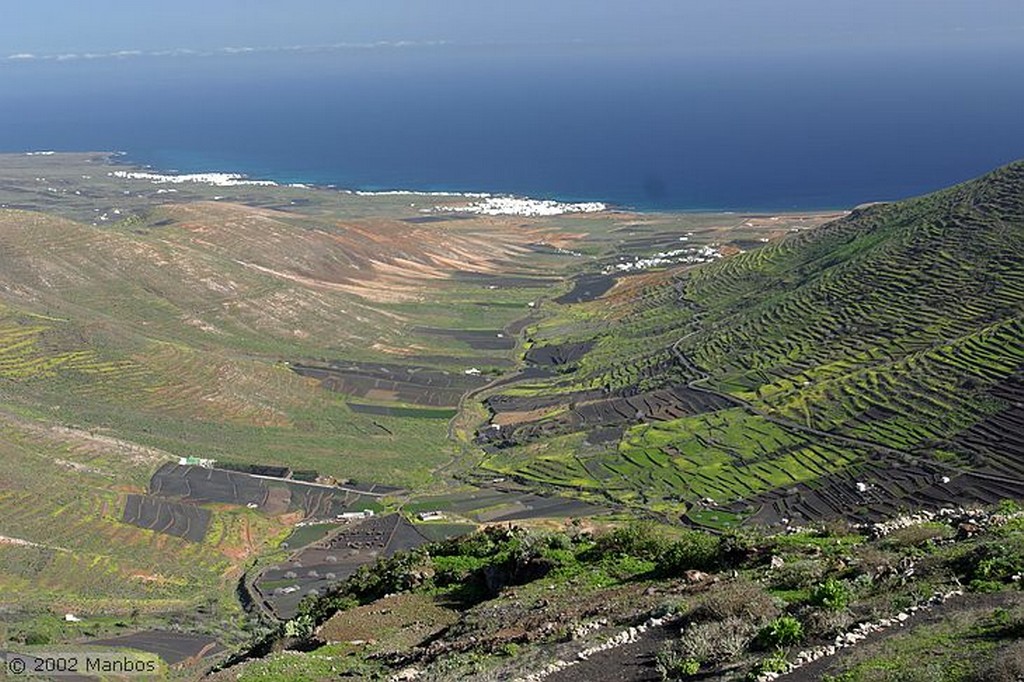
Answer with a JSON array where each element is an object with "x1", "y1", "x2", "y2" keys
[{"x1": 478, "y1": 161, "x2": 1024, "y2": 527}]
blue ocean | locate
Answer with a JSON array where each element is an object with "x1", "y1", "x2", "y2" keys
[{"x1": 1, "y1": 43, "x2": 1023, "y2": 211}]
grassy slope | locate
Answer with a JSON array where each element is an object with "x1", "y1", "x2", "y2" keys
[{"x1": 0, "y1": 159, "x2": 604, "y2": 632}]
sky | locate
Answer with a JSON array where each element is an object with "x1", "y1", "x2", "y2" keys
[{"x1": 3, "y1": 1, "x2": 1024, "y2": 59}]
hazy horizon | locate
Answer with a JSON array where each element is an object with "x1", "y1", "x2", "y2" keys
[{"x1": 4, "y1": 1, "x2": 1024, "y2": 59}]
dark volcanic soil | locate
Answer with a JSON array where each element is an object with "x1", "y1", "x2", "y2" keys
[{"x1": 545, "y1": 625, "x2": 672, "y2": 682}]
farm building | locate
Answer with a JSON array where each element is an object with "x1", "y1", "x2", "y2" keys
[
  {"x1": 178, "y1": 456, "x2": 216, "y2": 468},
  {"x1": 337, "y1": 510, "x2": 375, "y2": 520}
]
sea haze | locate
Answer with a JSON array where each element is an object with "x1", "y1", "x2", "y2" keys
[{"x1": 2, "y1": 42, "x2": 1024, "y2": 211}]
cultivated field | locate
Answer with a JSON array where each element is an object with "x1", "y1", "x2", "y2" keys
[{"x1": 253, "y1": 513, "x2": 431, "y2": 619}]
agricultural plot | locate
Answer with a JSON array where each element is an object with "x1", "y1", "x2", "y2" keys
[
  {"x1": 85, "y1": 630, "x2": 225, "y2": 666},
  {"x1": 451, "y1": 271, "x2": 560, "y2": 289},
  {"x1": 746, "y1": 458, "x2": 1024, "y2": 525},
  {"x1": 150, "y1": 464, "x2": 267, "y2": 508},
  {"x1": 254, "y1": 513, "x2": 430, "y2": 619},
  {"x1": 524, "y1": 341, "x2": 594, "y2": 368},
  {"x1": 346, "y1": 403, "x2": 456, "y2": 419},
  {"x1": 481, "y1": 384, "x2": 731, "y2": 446},
  {"x1": 149, "y1": 463, "x2": 387, "y2": 519},
  {"x1": 403, "y1": 487, "x2": 608, "y2": 523},
  {"x1": 952, "y1": 374, "x2": 1024, "y2": 477},
  {"x1": 122, "y1": 494, "x2": 211, "y2": 543},
  {"x1": 413, "y1": 327, "x2": 516, "y2": 351},
  {"x1": 291, "y1": 360, "x2": 487, "y2": 407},
  {"x1": 554, "y1": 273, "x2": 618, "y2": 304}
]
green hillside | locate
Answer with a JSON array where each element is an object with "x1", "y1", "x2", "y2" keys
[{"x1": 478, "y1": 162, "x2": 1024, "y2": 527}]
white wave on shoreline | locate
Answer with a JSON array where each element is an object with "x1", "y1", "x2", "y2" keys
[
  {"x1": 353, "y1": 189, "x2": 492, "y2": 198},
  {"x1": 434, "y1": 196, "x2": 607, "y2": 217},
  {"x1": 109, "y1": 170, "x2": 278, "y2": 187},
  {"x1": 107, "y1": 167, "x2": 609, "y2": 214}
]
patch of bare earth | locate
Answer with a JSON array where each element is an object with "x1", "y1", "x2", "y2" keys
[{"x1": 319, "y1": 593, "x2": 459, "y2": 653}]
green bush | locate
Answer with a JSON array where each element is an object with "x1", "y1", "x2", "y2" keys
[
  {"x1": 954, "y1": 540, "x2": 1024, "y2": 588},
  {"x1": 756, "y1": 615, "x2": 803, "y2": 649},
  {"x1": 997, "y1": 499, "x2": 1022, "y2": 515},
  {"x1": 655, "y1": 645, "x2": 700, "y2": 680},
  {"x1": 593, "y1": 521, "x2": 671, "y2": 561},
  {"x1": 431, "y1": 525, "x2": 525, "y2": 559},
  {"x1": 432, "y1": 554, "x2": 488, "y2": 585},
  {"x1": 283, "y1": 614, "x2": 315, "y2": 639},
  {"x1": 810, "y1": 578, "x2": 851, "y2": 611},
  {"x1": 750, "y1": 650, "x2": 789, "y2": 676},
  {"x1": 346, "y1": 547, "x2": 434, "y2": 598},
  {"x1": 770, "y1": 558, "x2": 827, "y2": 591},
  {"x1": 297, "y1": 592, "x2": 358, "y2": 623},
  {"x1": 654, "y1": 531, "x2": 721, "y2": 576}
]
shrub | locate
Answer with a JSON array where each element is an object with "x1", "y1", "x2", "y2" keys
[
  {"x1": 951, "y1": 539, "x2": 1024, "y2": 587},
  {"x1": 802, "y1": 607, "x2": 854, "y2": 638},
  {"x1": 822, "y1": 673, "x2": 857, "y2": 682},
  {"x1": 297, "y1": 592, "x2": 358, "y2": 623},
  {"x1": 852, "y1": 547, "x2": 897, "y2": 581},
  {"x1": 756, "y1": 615, "x2": 803, "y2": 649},
  {"x1": 883, "y1": 523, "x2": 953, "y2": 549},
  {"x1": 655, "y1": 644, "x2": 700, "y2": 680},
  {"x1": 593, "y1": 521, "x2": 670, "y2": 561},
  {"x1": 997, "y1": 499, "x2": 1022, "y2": 515},
  {"x1": 810, "y1": 578, "x2": 851, "y2": 611},
  {"x1": 678, "y1": 616, "x2": 754, "y2": 664},
  {"x1": 433, "y1": 526, "x2": 524, "y2": 559},
  {"x1": 654, "y1": 531, "x2": 721, "y2": 576},
  {"x1": 716, "y1": 531, "x2": 759, "y2": 569},
  {"x1": 749, "y1": 650, "x2": 789, "y2": 677},
  {"x1": 432, "y1": 554, "x2": 488, "y2": 586},
  {"x1": 283, "y1": 614, "x2": 315, "y2": 639},
  {"x1": 770, "y1": 559, "x2": 827, "y2": 590},
  {"x1": 346, "y1": 547, "x2": 434, "y2": 598},
  {"x1": 696, "y1": 579, "x2": 779, "y2": 624},
  {"x1": 499, "y1": 642, "x2": 520, "y2": 657}
]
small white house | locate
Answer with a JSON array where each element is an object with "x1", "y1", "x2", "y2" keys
[
  {"x1": 337, "y1": 510, "x2": 374, "y2": 520},
  {"x1": 178, "y1": 456, "x2": 216, "y2": 468}
]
